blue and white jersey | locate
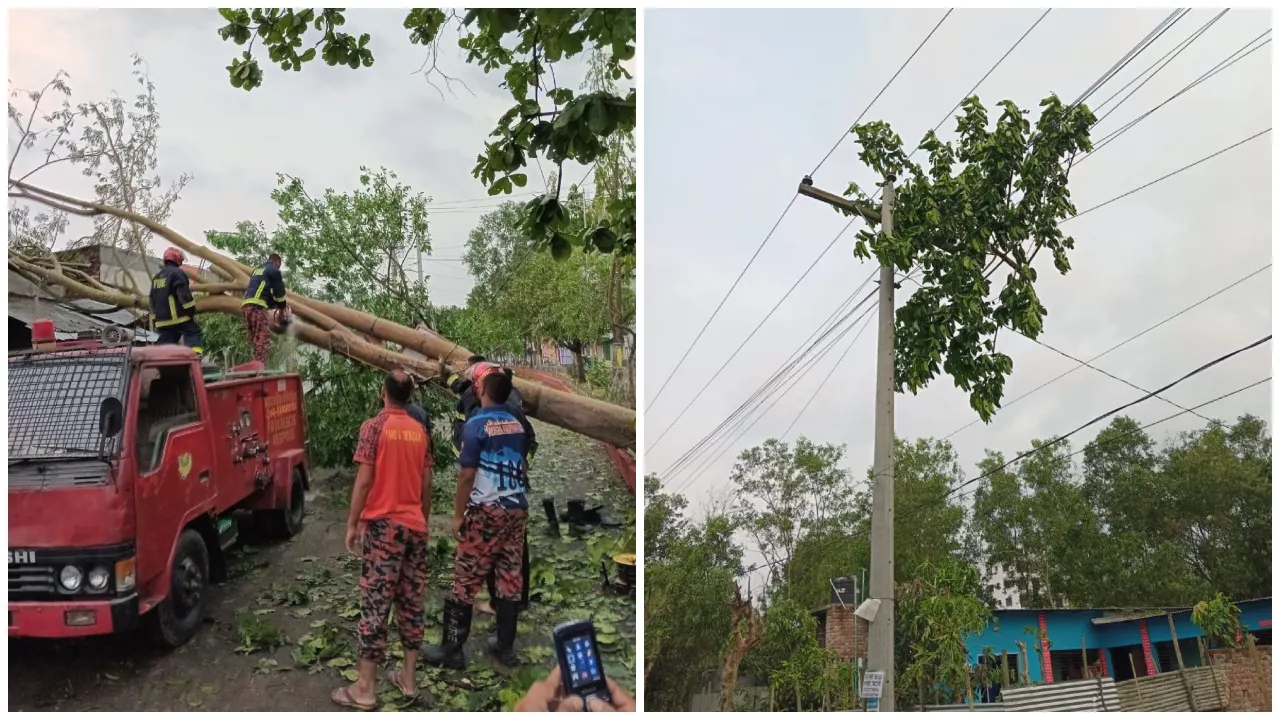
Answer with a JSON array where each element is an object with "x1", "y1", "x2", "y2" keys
[{"x1": 458, "y1": 406, "x2": 530, "y2": 509}]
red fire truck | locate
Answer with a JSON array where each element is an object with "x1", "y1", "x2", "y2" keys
[{"x1": 8, "y1": 322, "x2": 310, "y2": 647}]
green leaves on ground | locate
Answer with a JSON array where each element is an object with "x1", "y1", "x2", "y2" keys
[
  {"x1": 233, "y1": 612, "x2": 287, "y2": 655},
  {"x1": 846, "y1": 96, "x2": 1095, "y2": 421}
]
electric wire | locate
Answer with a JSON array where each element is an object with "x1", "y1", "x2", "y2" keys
[
  {"x1": 644, "y1": 217, "x2": 857, "y2": 453},
  {"x1": 660, "y1": 278, "x2": 878, "y2": 484},
  {"x1": 942, "y1": 263, "x2": 1271, "y2": 440},
  {"x1": 644, "y1": 194, "x2": 799, "y2": 413},
  {"x1": 809, "y1": 8, "x2": 955, "y2": 179}
]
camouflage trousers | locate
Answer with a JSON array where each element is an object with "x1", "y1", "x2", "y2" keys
[
  {"x1": 452, "y1": 505, "x2": 527, "y2": 605},
  {"x1": 241, "y1": 305, "x2": 270, "y2": 364},
  {"x1": 358, "y1": 518, "x2": 430, "y2": 663}
]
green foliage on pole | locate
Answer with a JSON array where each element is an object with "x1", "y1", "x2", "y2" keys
[{"x1": 843, "y1": 95, "x2": 1096, "y2": 421}]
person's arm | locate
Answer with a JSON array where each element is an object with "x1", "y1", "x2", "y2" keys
[
  {"x1": 421, "y1": 432, "x2": 434, "y2": 521},
  {"x1": 346, "y1": 419, "x2": 379, "y2": 552},
  {"x1": 453, "y1": 419, "x2": 482, "y2": 537},
  {"x1": 266, "y1": 264, "x2": 287, "y2": 308},
  {"x1": 347, "y1": 462, "x2": 375, "y2": 529},
  {"x1": 172, "y1": 271, "x2": 198, "y2": 318}
]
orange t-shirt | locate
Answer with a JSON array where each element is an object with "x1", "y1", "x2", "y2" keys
[{"x1": 353, "y1": 408, "x2": 432, "y2": 532}]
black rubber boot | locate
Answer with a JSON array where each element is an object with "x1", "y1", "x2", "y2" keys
[
  {"x1": 486, "y1": 598, "x2": 520, "y2": 667},
  {"x1": 519, "y1": 532, "x2": 531, "y2": 612},
  {"x1": 422, "y1": 598, "x2": 472, "y2": 670}
]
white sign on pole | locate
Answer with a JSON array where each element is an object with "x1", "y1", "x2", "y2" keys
[{"x1": 860, "y1": 670, "x2": 885, "y2": 699}]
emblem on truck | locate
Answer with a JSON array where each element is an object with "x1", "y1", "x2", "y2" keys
[
  {"x1": 8, "y1": 549, "x2": 36, "y2": 564},
  {"x1": 178, "y1": 452, "x2": 193, "y2": 480}
]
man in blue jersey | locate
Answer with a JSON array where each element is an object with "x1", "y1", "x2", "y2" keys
[{"x1": 423, "y1": 363, "x2": 530, "y2": 669}]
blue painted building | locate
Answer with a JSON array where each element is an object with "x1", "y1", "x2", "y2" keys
[{"x1": 964, "y1": 597, "x2": 1271, "y2": 686}]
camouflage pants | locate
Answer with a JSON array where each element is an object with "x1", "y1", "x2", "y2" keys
[
  {"x1": 452, "y1": 505, "x2": 527, "y2": 605},
  {"x1": 358, "y1": 518, "x2": 430, "y2": 663},
  {"x1": 241, "y1": 305, "x2": 270, "y2": 364}
]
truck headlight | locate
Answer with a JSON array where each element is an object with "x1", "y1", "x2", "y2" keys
[
  {"x1": 59, "y1": 565, "x2": 83, "y2": 592},
  {"x1": 87, "y1": 566, "x2": 110, "y2": 592},
  {"x1": 115, "y1": 557, "x2": 136, "y2": 592}
]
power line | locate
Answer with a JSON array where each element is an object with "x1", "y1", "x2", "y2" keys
[
  {"x1": 938, "y1": 334, "x2": 1271, "y2": 504},
  {"x1": 661, "y1": 284, "x2": 874, "y2": 483},
  {"x1": 661, "y1": 279, "x2": 877, "y2": 484},
  {"x1": 780, "y1": 306, "x2": 877, "y2": 439},
  {"x1": 1068, "y1": 127, "x2": 1271, "y2": 222},
  {"x1": 644, "y1": 194, "x2": 799, "y2": 414},
  {"x1": 1078, "y1": 30, "x2": 1272, "y2": 164},
  {"x1": 670, "y1": 295, "x2": 882, "y2": 494},
  {"x1": 810, "y1": 8, "x2": 954, "y2": 179},
  {"x1": 645, "y1": 218, "x2": 857, "y2": 453},
  {"x1": 943, "y1": 263, "x2": 1271, "y2": 440},
  {"x1": 1089, "y1": 9, "x2": 1230, "y2": 125}
]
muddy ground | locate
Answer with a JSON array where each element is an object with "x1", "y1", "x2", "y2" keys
[{"x1": 9, "y1": 419, "x2": 636, "y2": 712}]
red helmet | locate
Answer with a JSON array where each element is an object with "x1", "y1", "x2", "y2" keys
[{"x1": 162, "y1": 247, "x2": 186, "y2": 264}]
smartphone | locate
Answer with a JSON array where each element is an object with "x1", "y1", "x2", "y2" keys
[{"x1": 552, "y1": 619, "x2": 611, "y2": 706}]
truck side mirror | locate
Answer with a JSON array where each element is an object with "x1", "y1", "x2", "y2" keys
[{"x1": 99, "y1": 397, "x2": 124, "y2": 438}]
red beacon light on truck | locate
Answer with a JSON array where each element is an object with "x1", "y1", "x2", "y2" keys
[{"x1": 31, "y1": 319, "x2": 56, "y2": 350}]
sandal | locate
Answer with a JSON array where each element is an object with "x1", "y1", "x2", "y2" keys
[
  {"x1": 386, "y1": 668, "x2": 419, "y2": 699},
  {"x1": 331, "y1": 686, "x2": 377, "y2": 711}
]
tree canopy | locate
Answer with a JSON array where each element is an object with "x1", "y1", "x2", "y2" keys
[{"x1": 214, "y1": 8, "x2": 636, "y2": 258}]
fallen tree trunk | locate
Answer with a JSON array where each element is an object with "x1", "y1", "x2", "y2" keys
[{"x1": 7, "y1": 181, "x2": 636, "y2": 449}]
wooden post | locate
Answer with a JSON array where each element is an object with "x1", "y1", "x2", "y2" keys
[
  {"x1": 1082, "y1": 634, "x2": 1089, "y2": 678},
  {"x1": 1128, "y1": 654, "x2": 1144, "y2": 705},
  {"x1": 918, "y1": 675, "x2": 927, "y2": 711},
  {"x1": 769, "y1": 683, "x2": 775, "y2": 712},
  {"x1": 1200, "y1": 637, "x2": 1226, "y2": 710},
  {"x1": 1002, "y1": 649, "x2": 1011, "y2": 688},
  {"x1": 1167, "y1": 613, "x2": 1198, "y2": 711},
  {"x1": 1016, "y1": 641, "x2": 1030, "y2": 684}
]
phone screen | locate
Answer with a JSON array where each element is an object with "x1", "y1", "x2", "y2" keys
[{"x1": 562, "y1": 633, "x2": 603, "y2": 691}]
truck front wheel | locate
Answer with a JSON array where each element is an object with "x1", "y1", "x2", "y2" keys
[{"x1": 149, "y1": 529, "x2": 210, "y2": 648}]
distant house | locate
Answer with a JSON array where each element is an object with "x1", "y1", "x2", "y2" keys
[
  {"x1": 965, "y1": 597, "x2": 1272, "y2": 685},
  {"x1": 7, "y1": 269, "x2": 152, "y2": 350}
]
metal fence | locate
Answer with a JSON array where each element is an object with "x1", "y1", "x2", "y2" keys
[
  {"x1": 1001, "y1": 677, "x2": 1121, "y2": 712},
  {"x1": 1114, "y1": 665, "x2": 1227, "y2": 712}
]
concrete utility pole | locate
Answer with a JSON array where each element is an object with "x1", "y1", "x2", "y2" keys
[
  {"x1": 797, "y1": 173, "x2": 897, "y2": 710},
  {"x1": 868, "y1": 175, "x2": 896, "y2": 709}
]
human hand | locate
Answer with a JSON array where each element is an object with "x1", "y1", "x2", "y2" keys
[
  {"x1": 513, "y1": 666, "x2": 565, "y2": 711},
  {"x1": 452, "y1": 515, "x2": 464, "y2": 542},
  {"x1": 344, "y1": 522, "x2": 364, "y2": 556},
  {"x1": 557, "y1": 678, "x2": 635, "y2": 712}
]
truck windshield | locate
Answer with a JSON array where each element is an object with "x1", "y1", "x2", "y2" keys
[{"x1": 8, "y1": 351, "x2": 129, "y2": 460}]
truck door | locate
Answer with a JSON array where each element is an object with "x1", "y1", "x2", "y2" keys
[{"x1": 132, "y1": 362, "x2": 217, "y2": 594}]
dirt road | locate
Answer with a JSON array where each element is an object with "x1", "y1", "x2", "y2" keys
[{"x1": 8, "y1": 419, "x2": 636, "y2": 712}]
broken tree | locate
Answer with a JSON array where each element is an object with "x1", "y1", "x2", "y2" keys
[{"x1": 7, "y1": 179, "x2": 636, "y2": 450}]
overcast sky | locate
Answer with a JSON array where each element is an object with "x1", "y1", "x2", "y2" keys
[
  {"x1": 8, "y1": 9, "x2": 601, "y2": 306},
  {"x1": 644, "y1": 7, "x2": 1273, "y2": 553}
]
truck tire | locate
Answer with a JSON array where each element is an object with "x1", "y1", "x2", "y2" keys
[
  {"x1": 265, "y1": 468, "x2": 306, "y2": 540},
  {"x1": 149, "y1": 529, "x2": 209, "y2": 648}
]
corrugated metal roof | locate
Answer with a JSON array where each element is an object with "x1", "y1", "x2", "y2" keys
[{"x1": 8, "y1": 296, "x2": 113, "y2": 338}]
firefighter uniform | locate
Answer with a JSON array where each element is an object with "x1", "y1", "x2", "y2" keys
[
  {"x1": 424, "y1": 379, "x2": 531, "y2": 670},
  {"x1": 241, "y1": 260, "x2": 288, "y2": 364},
  {"x1": 449, "y1": 369, "x2": 535, "y2": 610},
  {"x1": 150, "y1": 262, "x2": 203, "y2": 354}
]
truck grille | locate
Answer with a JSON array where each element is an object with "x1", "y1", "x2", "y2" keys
[{"x1": 9, "y1": 565, "x2": 58, "y2": 597}]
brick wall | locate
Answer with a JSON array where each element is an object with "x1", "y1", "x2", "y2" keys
[
  {"x1": 820, "y1": 604, "x2": 869, "y2": 662},
  {"x1": 1207, "y1": 645, "x2": 1271, "y2": 712}
]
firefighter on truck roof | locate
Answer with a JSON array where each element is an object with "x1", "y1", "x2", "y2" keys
[
  {"x1": 150, "y1": 247, "x2": 204, "y2": 355},
  {"x1": 241, "y1": 252, "x2": 290, "y2": 365}
]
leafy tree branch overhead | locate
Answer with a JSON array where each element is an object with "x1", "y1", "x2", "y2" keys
[
  {"x1": 843, "y1": 95, "x2": 1096, "y2": 422},
  {"x1": 214, "y1": 8, "x2": 636, "y2": 258}
]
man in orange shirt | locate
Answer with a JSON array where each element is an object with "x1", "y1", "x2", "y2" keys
[{"x1": 332, "y1": 370, "x2": 433, "y2": 711}]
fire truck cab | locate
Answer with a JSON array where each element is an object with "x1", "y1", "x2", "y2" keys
[{"x1": 8, "y1": 322, "x2": 309, "y2": 648}]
